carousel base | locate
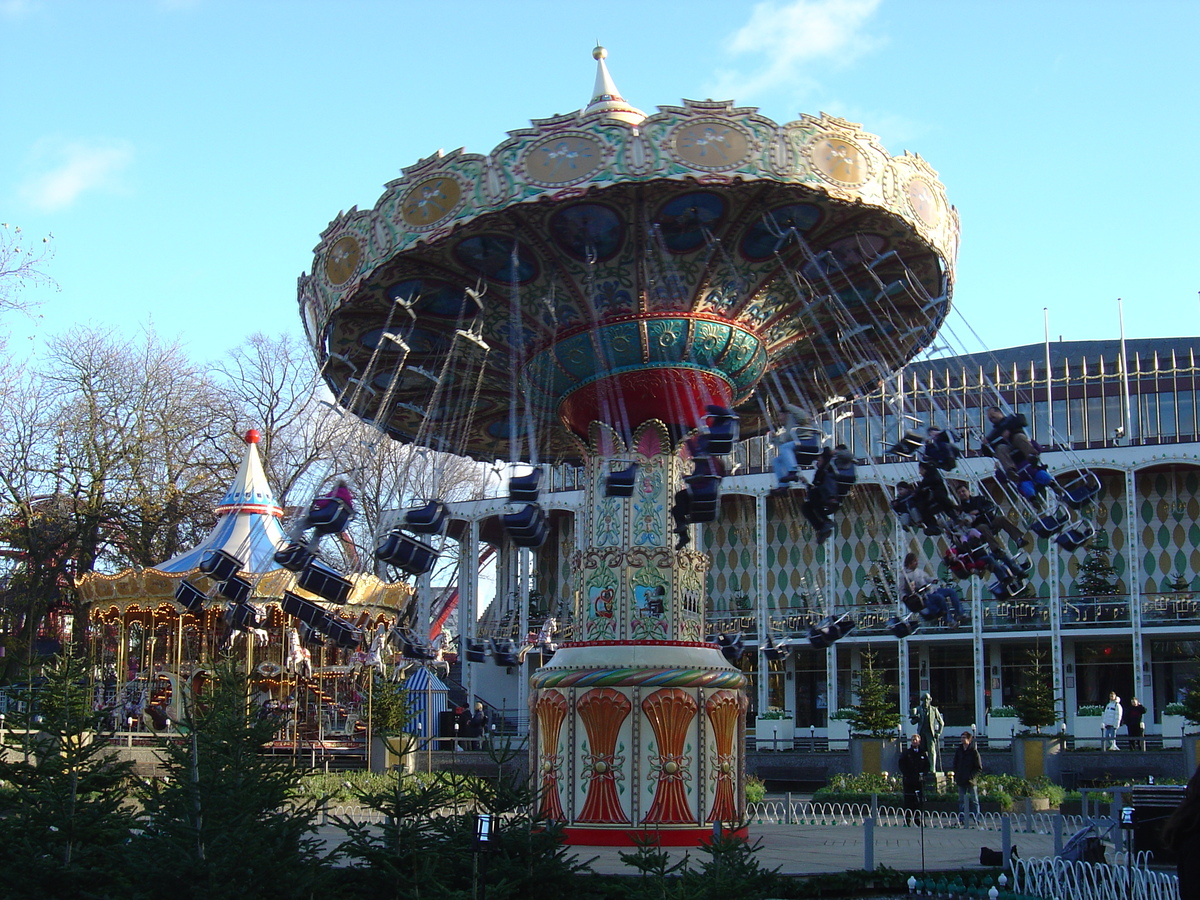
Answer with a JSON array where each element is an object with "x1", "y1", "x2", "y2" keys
[{"x1": 562, "y1": 824, "x2": 750, "y2": 847}]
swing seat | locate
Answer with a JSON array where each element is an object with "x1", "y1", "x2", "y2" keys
[
  {"x1": 465, "y1": 638, "x2": 487, "y2": 664},
  {"x1": 403, "y1": 500, "x2": 449, "y2": 534},
  {"x1": 763, "y1": 635, "x2": 790, "y2": 662},
  {"x1": 943, "y1": 552, "x2": 972, "y2": 580},
  {"x1": 833, "y1": 465, "x2": 857, "y2": 496},
  {"x1": 699, "y1": 406, "x2": 739, "y2": 456},
  {"x1": 684, "y1": 474, "x2": 721, "y2": 523},
  {"x1": 274, "y1": 542, "x2": 314, "y2": 573},
  {"x1": 903, "y1": 584, "x2": 932, "y2": 614},
  {"x1": 308, "y1": 499, "x2": 352, "y2": 536},
  {"x1": 604, "y1": 461, "x2": 638, "y2": 498},
  {"x1": 1011, "y1": 552, "x2": 1034, "y2": 575},
  {"x1": 490, "y1": 638, "x2": 521, "y2": 667},
  {"x1": 887, "y1": 431, "x2": 923, "y2": 457},
  {"x1": 199, "y1": 548, "x2": 243, "y2": 582},
  {"x1": 296, "y1": 560, "x2": 353, "y2": 604},
  {"x1": 1056, "y1": 519, "x2": 1096, "y2": 552},
  {"x1": 281, "y1": 591, "x2": 329, "y2": 628},
  {"x1": 228, "y1": 601, "x2": 263, "y2": 631},
  {"x1": 1061, "y1": 471, "x2": 1102, "y2": 507},
  {"x1": 1031, "y1": 505, "x2": 1072, "y2": 538},
  {"x1": 508, "y1": 468, "x2": 542, "y2": 503},
  {"x1": 400, "y1": 634, "x2": 437, "y2": 660},
  {"x1": 502, "y1": 503, "x2": 549, "y2": 548},
  {"x1": 323, "y1": 619, "x2": 363, "y2": 649},
  {"x1": 175, "y1": 580, "x2": 207, "y2": 613},
  {"x1": 216, "y1": 575, "x2": 252, "y2": 604},
  {"x1": 714, "y1": 632, "x2": 745, "y2": 664},
  {"x1": 794, "y1": 438, "x2": 823, "y2": 465},
  {"x1": 887, "y1": 615, "x2": 920, "y2": 639},
  {"x1": 807, "y1": 614, "x2": 855, "y2": 648},
  {"x1": 375, "y1": 530, "x2": 438, "y2": 576}
]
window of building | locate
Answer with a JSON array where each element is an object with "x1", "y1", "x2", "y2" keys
[
  {"x1": 1151, "y1": 640, "x2": 1200, "y2": 722},
  {"x1": 1073, "y1": 641, "x2": 1134, "y2": 708},
  {"x1": 923, "y1": 644, "x2": 975, "y2": 727}
]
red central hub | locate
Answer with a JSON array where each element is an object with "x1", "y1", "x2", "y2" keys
[{"x1": 557, "y1": 368, "x2": 734, "y2": 436}]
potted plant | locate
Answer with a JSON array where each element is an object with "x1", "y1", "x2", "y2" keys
[
  {"x1": 826, "y1": 708, "x2": 854, "y2": 746},
  {"x1": 1162, "y1": 702, "x2": 1188, "y2": 748},
  {"x1": 369, "y1": 676, "x2": 416, "y2": 774},
  {"x1": 986, "y1": 706, "x2": 1018, "y2": 747},
  {"x1": 847, "y1": 652, "x2": 900, "y2": 775},
  {"x1": 1074, "y1": 705, "x2": 1105, "y2": 747},
  {"x1": 1010, "y1": 652, "x2": 1062, "y2": 779},
  {"x1": 1177, "y1": 664, "x2": 1200, "y2": 770},
  {"x1": 754, "y1": 707, "x2": 794, "y2": 751}
]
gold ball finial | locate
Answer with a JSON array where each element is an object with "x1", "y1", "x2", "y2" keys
[{"x1": 593, "y1": 45, "x2": 607, "y2": 60}]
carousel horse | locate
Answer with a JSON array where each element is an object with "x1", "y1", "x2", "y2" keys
[
  {"x1": 285, "y1": 627, "x2": 312, "y2": 679},
  {"x1": 351, "y1": 623, "x2": 390, "y2": 679}
]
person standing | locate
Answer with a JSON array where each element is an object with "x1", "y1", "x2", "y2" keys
[
  {"x1": 1102, "y1": 692, "x2": 1123, "y2": 751},
  {"x1": 952, "y1": 730, "x2": 983, "y2": 825},
  {"x1": 898, "y1": 733, "x2": 930, "y2": 826},
  {"x1": 1125, "y1": 697, "x2": 1147, "y2": 751},
  {"x1": 911, "y1": 693, "x2": 944, "y2": 774},
  {"x1": 468, "y1": 701, "x2": 490, "y2": 747}
]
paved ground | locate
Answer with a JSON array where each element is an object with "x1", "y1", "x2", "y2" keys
[
  {"x1": 574, "y1": 822, "x2": 1056, "y2": 876},
  {"x1": 315, "y1": 817, "x2": 1058, "y2": 877}
]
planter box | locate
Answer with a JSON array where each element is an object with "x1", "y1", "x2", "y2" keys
[
  {"x1": 1012, "y1": 734, "x2": 1061, "y2": 780},
  {"x1": 850, "y1": 736, "x2": 899, "y2": 775},
  {"x1": 371, "y1": 733, "x2": 416, "y2": 774},
  {"x1": 986, "y1": 717, "x2": 1018, "y2": 748},
  {"x1": 755, "y1": 718, "x2": 794, "y2": 751},
  {"x1": 1073, "y1": 715, "x2": 1104, "y2": 748},
  {"x1": 827, "y1": 719, "x2": 852, "y2": 747},
  {"x1": 1161, "y1": 715, "x2": 1188, "y2": 748}
]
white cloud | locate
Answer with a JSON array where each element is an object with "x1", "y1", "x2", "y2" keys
[
  {"x1": 18, "y1": 138, "x2": 134, "y2": 212},
  {"x1": 0, "y1": 0, "x2": 34, "y2": 18},
  {"x1": 711, "y1": 0, "x2": 884, "y2": 101}
]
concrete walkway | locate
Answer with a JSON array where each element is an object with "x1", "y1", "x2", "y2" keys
[{"x1": 569, "y1": 822, "x2": 1057, "y2": 876}]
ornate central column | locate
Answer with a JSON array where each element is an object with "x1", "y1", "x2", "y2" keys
[{"x1": 530, "y1": 423, "x2": 748, "y2": 845}]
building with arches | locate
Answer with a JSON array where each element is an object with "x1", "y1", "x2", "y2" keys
[{"x1": 458, "y1": 335, "x2": 1200, "y2": 745}]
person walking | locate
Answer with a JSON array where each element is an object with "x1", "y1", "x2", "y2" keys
[
  {"x1": 898, "y1": 733, "x2": 930, "y2": 826},
  {"x1": 1102, "y1": 692, "x2": 1123, "y2": 751},
  {"x1": 1125, "y1": 697, "x2": 1147, "y2": 751},
  {"x1": 952, "y1": 730, "x2": 983, "y2": 825}
]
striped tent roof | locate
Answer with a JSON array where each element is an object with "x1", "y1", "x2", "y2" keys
[{"x1": 155, "y1": 429, "x2": 287, "y2": 573}]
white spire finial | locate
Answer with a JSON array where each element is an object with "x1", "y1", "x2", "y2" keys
[{"x1": 583, "y1": 45, "x2": 645, "y2": 125}]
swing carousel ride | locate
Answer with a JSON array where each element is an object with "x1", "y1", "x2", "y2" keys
[{"x1": 293, "y1": 47, "x2": 983, "y2": 845}]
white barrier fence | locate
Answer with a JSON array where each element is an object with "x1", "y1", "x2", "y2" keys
[
  {"x1": 1012, "y1": 855, "x2": 1179, "y2": 900},
  {"x1": 746, "y1": 799, "x2": 1086, "y2": 835}
]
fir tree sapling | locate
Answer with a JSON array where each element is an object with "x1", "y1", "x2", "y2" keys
[
  {"x1": 1075, "y1": 534, "x2": 1121, "y2": 596},
  {"x1": 1011, "y1": 650, "x2": 1059, "y2": 733},
  {"x1": 847, "y1": 651, "x2": 901, "y2": 738},
  {"x1": 0, "y1": 650, "x2": 138, "y2": 898}
]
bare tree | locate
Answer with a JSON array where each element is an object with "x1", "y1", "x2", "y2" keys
[
  {"x1": 0, "y1": 222, "x2": 55, "y2": 317},
  {"x1": 213, "y1": 332, "x2": 334, "y2": 506}
]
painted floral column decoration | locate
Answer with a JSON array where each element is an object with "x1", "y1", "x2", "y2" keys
[
  {"x1": 705, "y1": 689, "x2": 744, "y2": 822},
  {"x1": 577, "y1": 687, "x2": 632, "y2": 824},
  {"x1": 535, "y1": 690, "x2": 569, "y2": 820},
  {"x1": 641, "y1": 688, "x2": 698, "y2": 824}
]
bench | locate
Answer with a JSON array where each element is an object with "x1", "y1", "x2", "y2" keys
[{"x1": 754, "y1": 765, "x2": 829, "y2": 791}]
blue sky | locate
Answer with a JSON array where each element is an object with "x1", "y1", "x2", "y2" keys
[{"x1": 2, "y1": 0, "x2": 1198, "y2": 362}]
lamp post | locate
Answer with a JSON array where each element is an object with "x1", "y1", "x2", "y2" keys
[
  {"x1": 474, "y1": 812, "x2": 493, "y2": 900},
  {"x1": 127, "y1": 716, "x2": 135, "y2": 749}
]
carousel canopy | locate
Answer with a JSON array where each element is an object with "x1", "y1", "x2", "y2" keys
[{"x1": 156, "y1": 429, "x2": 286, "y2": 573}]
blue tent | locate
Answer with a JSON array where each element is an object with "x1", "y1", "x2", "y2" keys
[{"x1": 403, "y1": 666, "x2": 449, "y2": 741}]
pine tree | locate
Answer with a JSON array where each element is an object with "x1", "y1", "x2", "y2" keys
[
  {"x1": 126, "y1": 659, "x2": 330, "y2": 900},
  {"x1": 0, "y1": 649, "x2": 138, "y2": 898},
  {"x1": 1179, "y1": 661, "x2": 1200, "y2": 727},
  {"x1": 847, "y1": 651, "x2": 900, "y2": 737},
  {"x1": 1075, "y1": 534, "x2": 1120, "y2": 595},
  {"x1": 1012, "y1": 650, "x2": 1058, "y2": 732}
]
